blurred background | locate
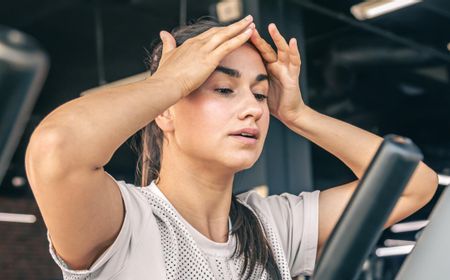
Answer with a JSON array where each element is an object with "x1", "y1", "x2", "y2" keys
[{"x1": 0, "y1": 0, "x2": 449, "y2": 279}]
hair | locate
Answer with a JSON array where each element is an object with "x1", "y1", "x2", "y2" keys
[{"x1": 131, "y1": 16, "x2": 281, "y2": 280}]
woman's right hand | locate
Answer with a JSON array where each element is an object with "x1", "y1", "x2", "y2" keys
[{"x1": 150, "y1": 15, "x2": 255, "y2": 98}]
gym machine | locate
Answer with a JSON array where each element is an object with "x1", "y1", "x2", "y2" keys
[
  {"x1": 0, "y1": 25, "x2": 48, "y2": 187},
  {"x1": 313, "y1": 134, "x2": 422, "y2": 280}
]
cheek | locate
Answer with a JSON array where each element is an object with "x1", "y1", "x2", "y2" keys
[
  {"x1": 174, "y1": 93, "x2": 231, "y2": 142},
  {"x1": 259, "y1": 106, "x2": 270, "y2": 136},
  {"x1": 195, "y1": 95, "x2": 230, "y2": 126}
]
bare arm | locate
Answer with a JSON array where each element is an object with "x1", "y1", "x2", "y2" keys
[
  {"x1": 248, "y1": 23, "x2": 439, "y2": 259},
  {"x1": 284, "y1": 106, "x2": 439, "y2": 254},
  {"x1": 30, "y1": 78, "x2": 182, "y2": 171},
  {"x1": 25, "y1": 77, "x2": 182, "y2": 270}
]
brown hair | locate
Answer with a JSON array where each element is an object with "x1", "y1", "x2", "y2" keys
[{"x1": 131, "y1": 16, "x2": 281, "y2": 280}]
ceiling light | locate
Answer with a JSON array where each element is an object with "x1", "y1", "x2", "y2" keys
[
  {"x1": 351, "y1": 0, "x2": 422, "y2": 20},
  {"x1": 0, "y1": 212, "x2": 36, "y2": 223},
  {"x1": 391, "y1": 220, "x2": 429, "y2": 233},
  {"x1": 384, "y1": 239, "x2": 416, "y2": 247},
  {"x1": 12, "y1": 176, "x2": 26, "y2": 187},
  {"x1": 439, "y1": 174, "x2": 450, "y2": 186},
  {"x1": 375, "y1": 244, "x2": 415, "y2": 257},
  {"x1": 216, "y1": 0, "x2": 243, "y2": 23}
]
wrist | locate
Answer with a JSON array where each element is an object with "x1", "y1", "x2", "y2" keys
[
  {"x1": 145, "y1": 74, "x2": 184, "y2": 101},
  {"x1": 282, "y1": 103, "x2": 313, "y2": 128}
]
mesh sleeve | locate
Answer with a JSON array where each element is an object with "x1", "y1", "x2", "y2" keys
[{"x1": 238, "y1": 189, "x2": 320, "y2": 277}]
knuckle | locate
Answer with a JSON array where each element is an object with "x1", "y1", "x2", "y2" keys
[
  {"x1": 221, "y1": 42, "x2": 231, "y2": 52},
  {"x1": 183, "y1": 37, "x2": 194, "y2": 45},
  {"x1": 198, "y1": 37, "x2": 211, "y2": 48},
  {"x1": 209, "y1": 27, "x2": 219, "y2": 33},
  {"x1": 209, "y1": 34, "x2": 221, "y2": 45},
  {"x1": 234, "y1": 20, "x2": 246, "y2": 27}
]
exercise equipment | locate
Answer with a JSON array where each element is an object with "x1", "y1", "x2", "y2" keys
[
  {"x1": 313, "y1": 134, "x2": 423, "y2": 280},
  {"x1": 395, "y1": 185, "x2": 450, "y2": 279},
  {"x1": 0, "y1": 25, "x2": 48, "y2": 187}
]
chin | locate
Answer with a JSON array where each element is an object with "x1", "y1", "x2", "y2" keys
[{"x1": 224, "y1": 156, "x2": 259, "y2": 173}]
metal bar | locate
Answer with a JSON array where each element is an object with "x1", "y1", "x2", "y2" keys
[
  {"x1": 313, "y1": 134, "x2": 423, "y2": 280},
  {"x1": 438, "y1": 173, "x2": 450, "y2": 186},
  {"x1": 390, "y1": 220, "x2": 429, "y2": 233},
  {"x1": 179, "y1": 0, "x2": 187, "y2": 26},
  {"x1": 0, "y1": 212, "x2": 37, "y2": 223},
  {"x1": 422, "y1": 3, "x2": 450, "y2": 21},
  {"x1": 289, "y1": 0, "x2": 450, "y2": 64},
  {"x1": 94, "y1": 0, "x2": 106, "y2": 85},
  {"x1": 0, "y1": 26, "x2": 49, "y2": 187},
  {"x1": 375, "y1": 244, "x2": 415, "y2": 257}
]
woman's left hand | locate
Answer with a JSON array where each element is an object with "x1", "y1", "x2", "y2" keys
[{"x1": 250, "y1": 23, "x2": 306, "y2": 124}]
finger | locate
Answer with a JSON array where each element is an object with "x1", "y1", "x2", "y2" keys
[
  {"x1": 250, "y1": 29, "x2": 277, "y2": 63},
  {"x1": 268, "y1": 23, "x2": 289, "y2": 62},
  {"x1": 196, "y1": 15, "x2": 253, "y2": 41},
  {"x1": 160, "y1": 31, "x2": 177, "y2": 55},
  {"x1": 195, "y1": 26, "x2": 221, "y2": 40},
  {"x1": 289, "y1": 38, "x2": 301, "y2": 67},
  {"x1": 203, "y1": 15, "x2": 254, "y2": 50},
  {"x1": 212, "y1": 24, "x2": 255, "y2": 60}
]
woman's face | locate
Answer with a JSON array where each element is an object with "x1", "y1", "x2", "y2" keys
[{"x1": 170, "y1": 43, "x2": 270, "y2": 172}]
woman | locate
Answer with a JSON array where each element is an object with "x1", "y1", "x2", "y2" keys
[{"x1": 25, "y1": 15, "x2": 438, "y2": 279}]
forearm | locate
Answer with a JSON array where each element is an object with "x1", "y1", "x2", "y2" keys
[
  {"x1": 285, "y1": 105, "x2": 383, "y2": 178},
  {"x1": 284, "y1": 105, "x2": 438, "y2": 200},
  {"x1": 28, "y1": 77, "x2": 181, "y2": 170}
]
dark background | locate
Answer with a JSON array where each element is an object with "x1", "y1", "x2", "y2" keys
[{"x1": 1, "y1": 0, "x2": 449, "y2": 279}]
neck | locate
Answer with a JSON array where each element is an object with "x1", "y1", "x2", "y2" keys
[{"x1": 156, "y1": 146, "x2": 234, "y2": 243}]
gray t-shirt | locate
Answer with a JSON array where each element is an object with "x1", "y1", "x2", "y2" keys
[{"x1": 47, "y1": 172, "x2": 320, "y2": 279}]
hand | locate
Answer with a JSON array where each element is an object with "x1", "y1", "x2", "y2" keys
[
  {"x1": 250, "y1": 23, "x2": 306, "y2": 124},
  {"x1": 150, "y1": 16, "x2": 256, "y2": 98}
]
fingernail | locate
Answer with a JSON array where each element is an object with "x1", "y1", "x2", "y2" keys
[{"x1": 244, "y1": 15, "x2": 253, "y2": 21}]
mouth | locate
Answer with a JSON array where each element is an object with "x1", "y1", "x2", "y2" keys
[
  {"x1": 229, "y1": 128, "x2": 260, "y2": 144},
  {"x1": 232, "y1": 132, "x2": 257, "y2": 139},
  {"x1": 231, "y1": 127, "x2": 259, "y2": 140},
  {"x1": 230, "y1": 134, "x2": 258, "y2": 144}
]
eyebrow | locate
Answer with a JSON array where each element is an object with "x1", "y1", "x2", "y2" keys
[{"x1": 215, "y1": 65, "x2": 268, "y2": 82}]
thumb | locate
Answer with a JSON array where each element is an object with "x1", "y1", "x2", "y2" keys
[{"x1": 160, "y1": 31, "x2": 176, "y2": 55}]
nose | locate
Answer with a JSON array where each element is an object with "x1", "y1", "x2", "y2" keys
[{"x1": 237, "y1": 89, "x2": 265, "y2": 121}]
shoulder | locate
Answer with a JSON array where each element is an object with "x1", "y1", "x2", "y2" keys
[
  {"x1": 105, "y1": 173, "x2": 155, "y2": 236},
  {"x1": 47, "y1": 173, "x2": 165, "y2": 279},
  {"x1": 236, "y1": 189, "x2": 320, "y2": 218},
  {"x1": 237, "y1": 189, "x2": 321, "y2": 277},
  {"x1": 108, "y1": 174, "x2": 150, "y2": 207}
]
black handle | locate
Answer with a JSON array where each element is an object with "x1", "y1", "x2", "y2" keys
[{"x1": 313, "y1": 134, "x2": 423, "y2": 280}]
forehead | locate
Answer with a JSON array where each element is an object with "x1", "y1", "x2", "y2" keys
[{"x1": 217, "y1": 43, "x2": 267, "y2": 77}]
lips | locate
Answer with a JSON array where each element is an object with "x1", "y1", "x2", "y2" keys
[{"x1": 229, "y1": 128, "x2": 260, "y2": 140}]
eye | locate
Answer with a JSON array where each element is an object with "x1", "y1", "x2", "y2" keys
[
  {"x1": 254, "y1": 93, "x2": 268, "y2": 101},
  {"x1": 215, "y1": 88, "x2": 233, "y2": 95}
]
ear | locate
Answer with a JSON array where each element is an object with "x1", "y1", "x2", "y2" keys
[{"x1": 154, "y1": 106, "x2": 175, "y2": 132}]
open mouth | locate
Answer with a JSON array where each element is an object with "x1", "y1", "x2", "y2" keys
[
  {"x1": 229, "y1": 127, "x2": 260, "y2": 144},
  {"x1": 230, "y1": 132, "x2": 259, "y2": 144},
  {"x1": 236, "y1": 132, "x2": 256, "y2": 139}
]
